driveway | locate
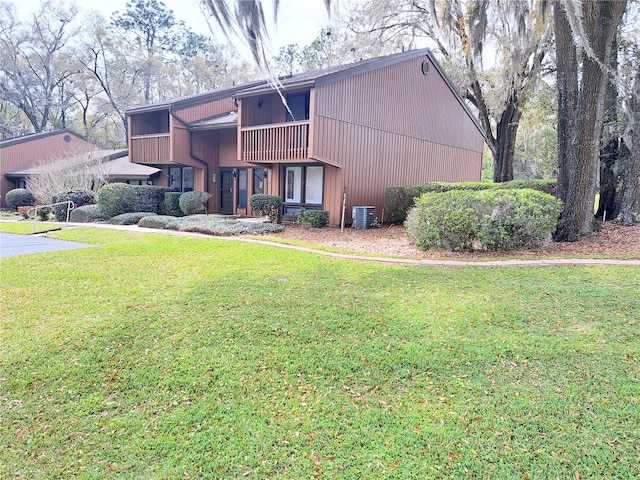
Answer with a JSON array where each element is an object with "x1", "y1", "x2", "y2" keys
[{"x1": 0, "y1": 232, "x2": 94, "y2": 258}]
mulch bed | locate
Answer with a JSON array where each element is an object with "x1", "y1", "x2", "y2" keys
[{"x1": 268, "y1": 221, "x2": 640, "y2": 259}]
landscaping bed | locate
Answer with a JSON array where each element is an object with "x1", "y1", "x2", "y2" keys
[{"x1": 267, "y1": 221, "x2": 640, "y2": 259}]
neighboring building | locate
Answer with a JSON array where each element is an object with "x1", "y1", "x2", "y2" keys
[
  {"x1": 127, "y1": 49, "x2": 485, "y2": 225},
  {"x1": 0, "y1": 129, "x2": 159, "y2": 208}
]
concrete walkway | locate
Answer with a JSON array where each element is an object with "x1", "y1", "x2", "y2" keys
[{"x1": 2, "y1": 222, "x2": 639, "y2": 266}]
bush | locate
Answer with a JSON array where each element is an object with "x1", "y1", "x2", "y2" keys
[
  {"x1": 70, "y1": 204, "x2": 106, "y2": 223},
  {"x1": 109, "y1": 212, "x2": 157, "y2": 225},
  {"x1": 138, "y1": 215, "x2": 178, "y2": 229},
  {"x1": 179, "y1": 191, "x2": 211, "y2": 216},
  {"x1": 37, "y1": 207, "x2": 51, "y2": 221},
  {"x1": 477, "y1": 189, "x2": 563, "y2": 250},
  {"x1": 98, "y1": 184, "x2": 171, "y2": 218},
  {"x1": 51, "y1": 189, "x2": 96, "y2": 221},
  {"x1": 407, "y1": 190, "x2": 482, "y2": 251},
  {"x1": 249, "y1": 194, "x2": 282, "y2": 223},
  {"x1": 406, "y1": 188, "x2": 562, "y2": 251},
  {"x1": 164, "y1": 192, "x2": 183, "y2": 217},
  {"x1": 296, "y1": 208, "x2": 329, "y2": 228},
  {"x1": 385, "y1": 179, "x2": 557, "y2": 225},
  {"x1": 5, "y1": 188, "x2": 36, "y2": 211},
  {"x1": 384, "y1": 186, "x2": 423, "y2": 224}
]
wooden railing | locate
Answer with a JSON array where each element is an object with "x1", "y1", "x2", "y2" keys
[
  {"x1": 130, "y1": 133, "x2": 170, "y2": 164},
  {"x1": 241, "y1": 121, "x2": 309, "y2": 162}
]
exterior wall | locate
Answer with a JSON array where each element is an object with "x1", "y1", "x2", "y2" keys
[
  {"x1": 0, "y1": 131, "x2": 96, "y2": 208},
  {"x1": 313, "y1": 55, "x2": 485, "y2": 223}
]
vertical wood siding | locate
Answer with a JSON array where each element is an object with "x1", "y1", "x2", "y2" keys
[
  {"x1": 313, "y1": 55, "x2": 484, "y2": 223},
  {"x1": 314, "y1": 117, "x2": 482, "y2": 224},
  {"x1": 1, "y1": 132, "x2": 96, "y2": 207},
  {"x1": 174, "y1": 97, "x2": 236, "y2": 124},
  {"x1": 316, "y1": 56, "x2": 484, "y2": 153}
]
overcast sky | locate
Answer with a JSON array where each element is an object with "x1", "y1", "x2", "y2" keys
[{"x1": 12, "y1": 0, "x2": 336, "y2": 61}]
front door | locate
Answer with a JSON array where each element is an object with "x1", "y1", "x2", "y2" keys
[{"x1": 220, "y1": 169, "x2": 234, "y2": 214}]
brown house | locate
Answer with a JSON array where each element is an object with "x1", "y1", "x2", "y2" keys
[
  {"x1": 1, "y1": 129, "x2": 159, "y2": 208},
  {"x1": 127, "y1": 49, "x2": 485, "y2": 225},
  {"x1": 1, "y1": 129, "x2": 95, "y2": 208}
]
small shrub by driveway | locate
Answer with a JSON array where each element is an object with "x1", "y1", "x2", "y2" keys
[{"x1": 109, "y1": 212, "x2": 158, "y2": 225}]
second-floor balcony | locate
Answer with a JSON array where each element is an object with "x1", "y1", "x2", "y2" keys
[
  {"x1": 241, "y1": 121, "x2": 309, "y2": 163},
  {"x1": 130, "y1": 133, "x2": 170, "y2": 164}
]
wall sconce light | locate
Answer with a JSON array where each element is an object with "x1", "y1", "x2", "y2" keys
[
  {"x1": 232, "y1": 169, "x2": 237, "y2": 178},
  {"x1": 258, "y1": 98, "x2": 264, "y2": 108},
  {"x1": 263, "y1": 168, "x2": 268, "y2": 178},
  {"x1": 233, "y1": 98, "x2": 238, "y2": 107}
]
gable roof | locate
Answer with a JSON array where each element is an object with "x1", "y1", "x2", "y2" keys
[
  {"x1": 233, "y1": 48, "x2": 485, "y2": 137},
  {"x1": 233, "y1": 49, "x2": 434, "y2": 97},
  {"x1": 126, "y1": 81, "x2": 265, "y2": 116},
  {"x1": 0, "y1": 129, "x2": 92, "y2": 149},
  {"x1": 5, "y1": 149, "x2": 160, "y2": 179}
]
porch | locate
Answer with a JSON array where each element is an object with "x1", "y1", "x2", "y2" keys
[{"x1": 241, "y1": 121, "x2": 309, "y2": 162}]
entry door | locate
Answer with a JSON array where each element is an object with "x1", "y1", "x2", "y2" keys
[{"x1": 220, "y1": 169, "x2": 234, "y2": 214}]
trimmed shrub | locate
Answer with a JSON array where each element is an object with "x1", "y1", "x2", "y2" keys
[
  {"x1": 97, "y1": 184, "x2": 171, "y2": 218},
  {"x1": 406, "y1": 188, "x2": 562, "y2": 251},
  {"x1": 138, "y1": 215, "x2": 178, "y2": 229},
  {"x1": 496, "y1": 179, "x2": 557, "y2": 196},
  {"x1": 164, "y1": 192, "x2": 183, "y2": 217},
  {"x1": 5, "y1": 188, "x2": 36, "y2": 211},
  {"x1": 179, "y1": 191, "x2": 211, "y2": 216},
  {"x1": 98, "y1": 183, "x2": 138, "y2": 218},
  {"x1": 385, "y1": 179, "x2": 557, "y2": 225},
  {"x1": 296, "y1": 208, "x2": 329, "y2": 228},
  {"x1": 70, "y1": 204, "x2": 106, "y2": 223},
  {"x1": 109, "y1": 212, "x2": 157, "y2": 225},
  {"x1": 477, "y1": 189, "x2": 563, "y2": 250},
  {"x1": 249, "y1": 194, "x2": 282, "y2": 223},
  {"x1": 384, "y1": 186, "x2": 423, "y2": 224},
  {"x1": 407, "y1": 190, "x2": 482, "y2": 251},
  {"x1": 134, "y1": 185, "x2": 172, "y2": 214},
  {"x1": 52, "y1": 189, "x2": 96, "y2": 221},
  {"x1": 37, "y1": 207, "x2": 51, "y2": 221}
]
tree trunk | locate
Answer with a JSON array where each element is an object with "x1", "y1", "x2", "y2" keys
[
  {"x1": 492, "y1": 102, "x2": 522, "y2": 183},
  {"x1": 553, "y1": 0, "x2": 627, "y2": 242},
  {"x1": 596, "y1": 36, "x2": 619, "y2": 220},
  {"x1": 615, "y1": 110, "x2": 640, "y2": 224}
]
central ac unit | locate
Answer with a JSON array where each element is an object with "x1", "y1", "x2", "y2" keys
[{"x1": 352, "y1": 206, "x2": 376, "y2": 229}]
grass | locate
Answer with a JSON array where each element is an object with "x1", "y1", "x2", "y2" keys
[
  {"x1": 1, "y1": 226, "x2": 639, "y2": 478},
  {"x1": 0, "y1": 220, "x2": 62, "y2": 234}
]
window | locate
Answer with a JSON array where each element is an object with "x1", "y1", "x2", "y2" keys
[
  {"x1": 253, "y1": 169, "x2": 265, "y2": 195},
  {"x1": 285, "y1": 92, "x2": 310, "y2": 122},
  {"x1": 169, "y1": 166, "x2": 194, "y2": 192},
  {"x1": 237, "y1": 168, "x2": 247, "y2": 209},
  {"x1": 283, "y1": 165, "x2": 324, "y2": 217}
]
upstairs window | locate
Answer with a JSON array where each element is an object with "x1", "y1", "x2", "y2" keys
[{"x1": 285, "y1": 92, "x2": 310, "y2": 122}]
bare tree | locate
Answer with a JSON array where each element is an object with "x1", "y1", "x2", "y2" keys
[
  {"x1": 0, "y1": 1, "x2": 81, "y2": 133},
  {"x1": 26, "y1": 147, "x2": 109, "y2": 204}
]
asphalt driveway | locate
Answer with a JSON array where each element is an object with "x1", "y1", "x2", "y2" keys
[{"x1": 0, "y1": 232, "x2": 94, "y2": 258}]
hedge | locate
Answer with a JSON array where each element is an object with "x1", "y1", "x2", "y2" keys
[
  {"x1": 249, "y1": 194, "x2": 282, "y2": 223},
  {"x1": 385, "y1": 179, "x2": 557, "y2": 224},
  {"x1": 109, "y1": 212, "x2": 158, "y2": 225},
  {"x1": 97, "y1": 184, "x2": 171, "y2": 218},
  {"x1": 70, "y1": 204, "x2": 106, "y2": 223},
  {"x1": 164, "y1": 192, "x2": 183, "y2": 217},
  {"x1": 406, "y1": 188, "x2": 562, "y2": 252},
  {"x1": 296, "y1": 208, "x2": 329, "y2": 228},
  {"x1": 5, "y1": 188, "x2": 36, "y2": 211},
  {"x1": 52, "y1": 189, "x2": 96, "y2": 221},
  {"x1": 179, "y1": 191, "x2": 211, "y2": 216}
]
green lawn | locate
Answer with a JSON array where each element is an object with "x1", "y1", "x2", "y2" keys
[{"x1": 1, "y1": 226, "x2": 639, "y2": 478}]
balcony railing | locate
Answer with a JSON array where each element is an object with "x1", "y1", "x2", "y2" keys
[
  {"x1": 241, "y1": 121, "x2": 309, "y2": 162},
  {"x1": 130, "y1": 133, "x2": 170, "y2": 164}
]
